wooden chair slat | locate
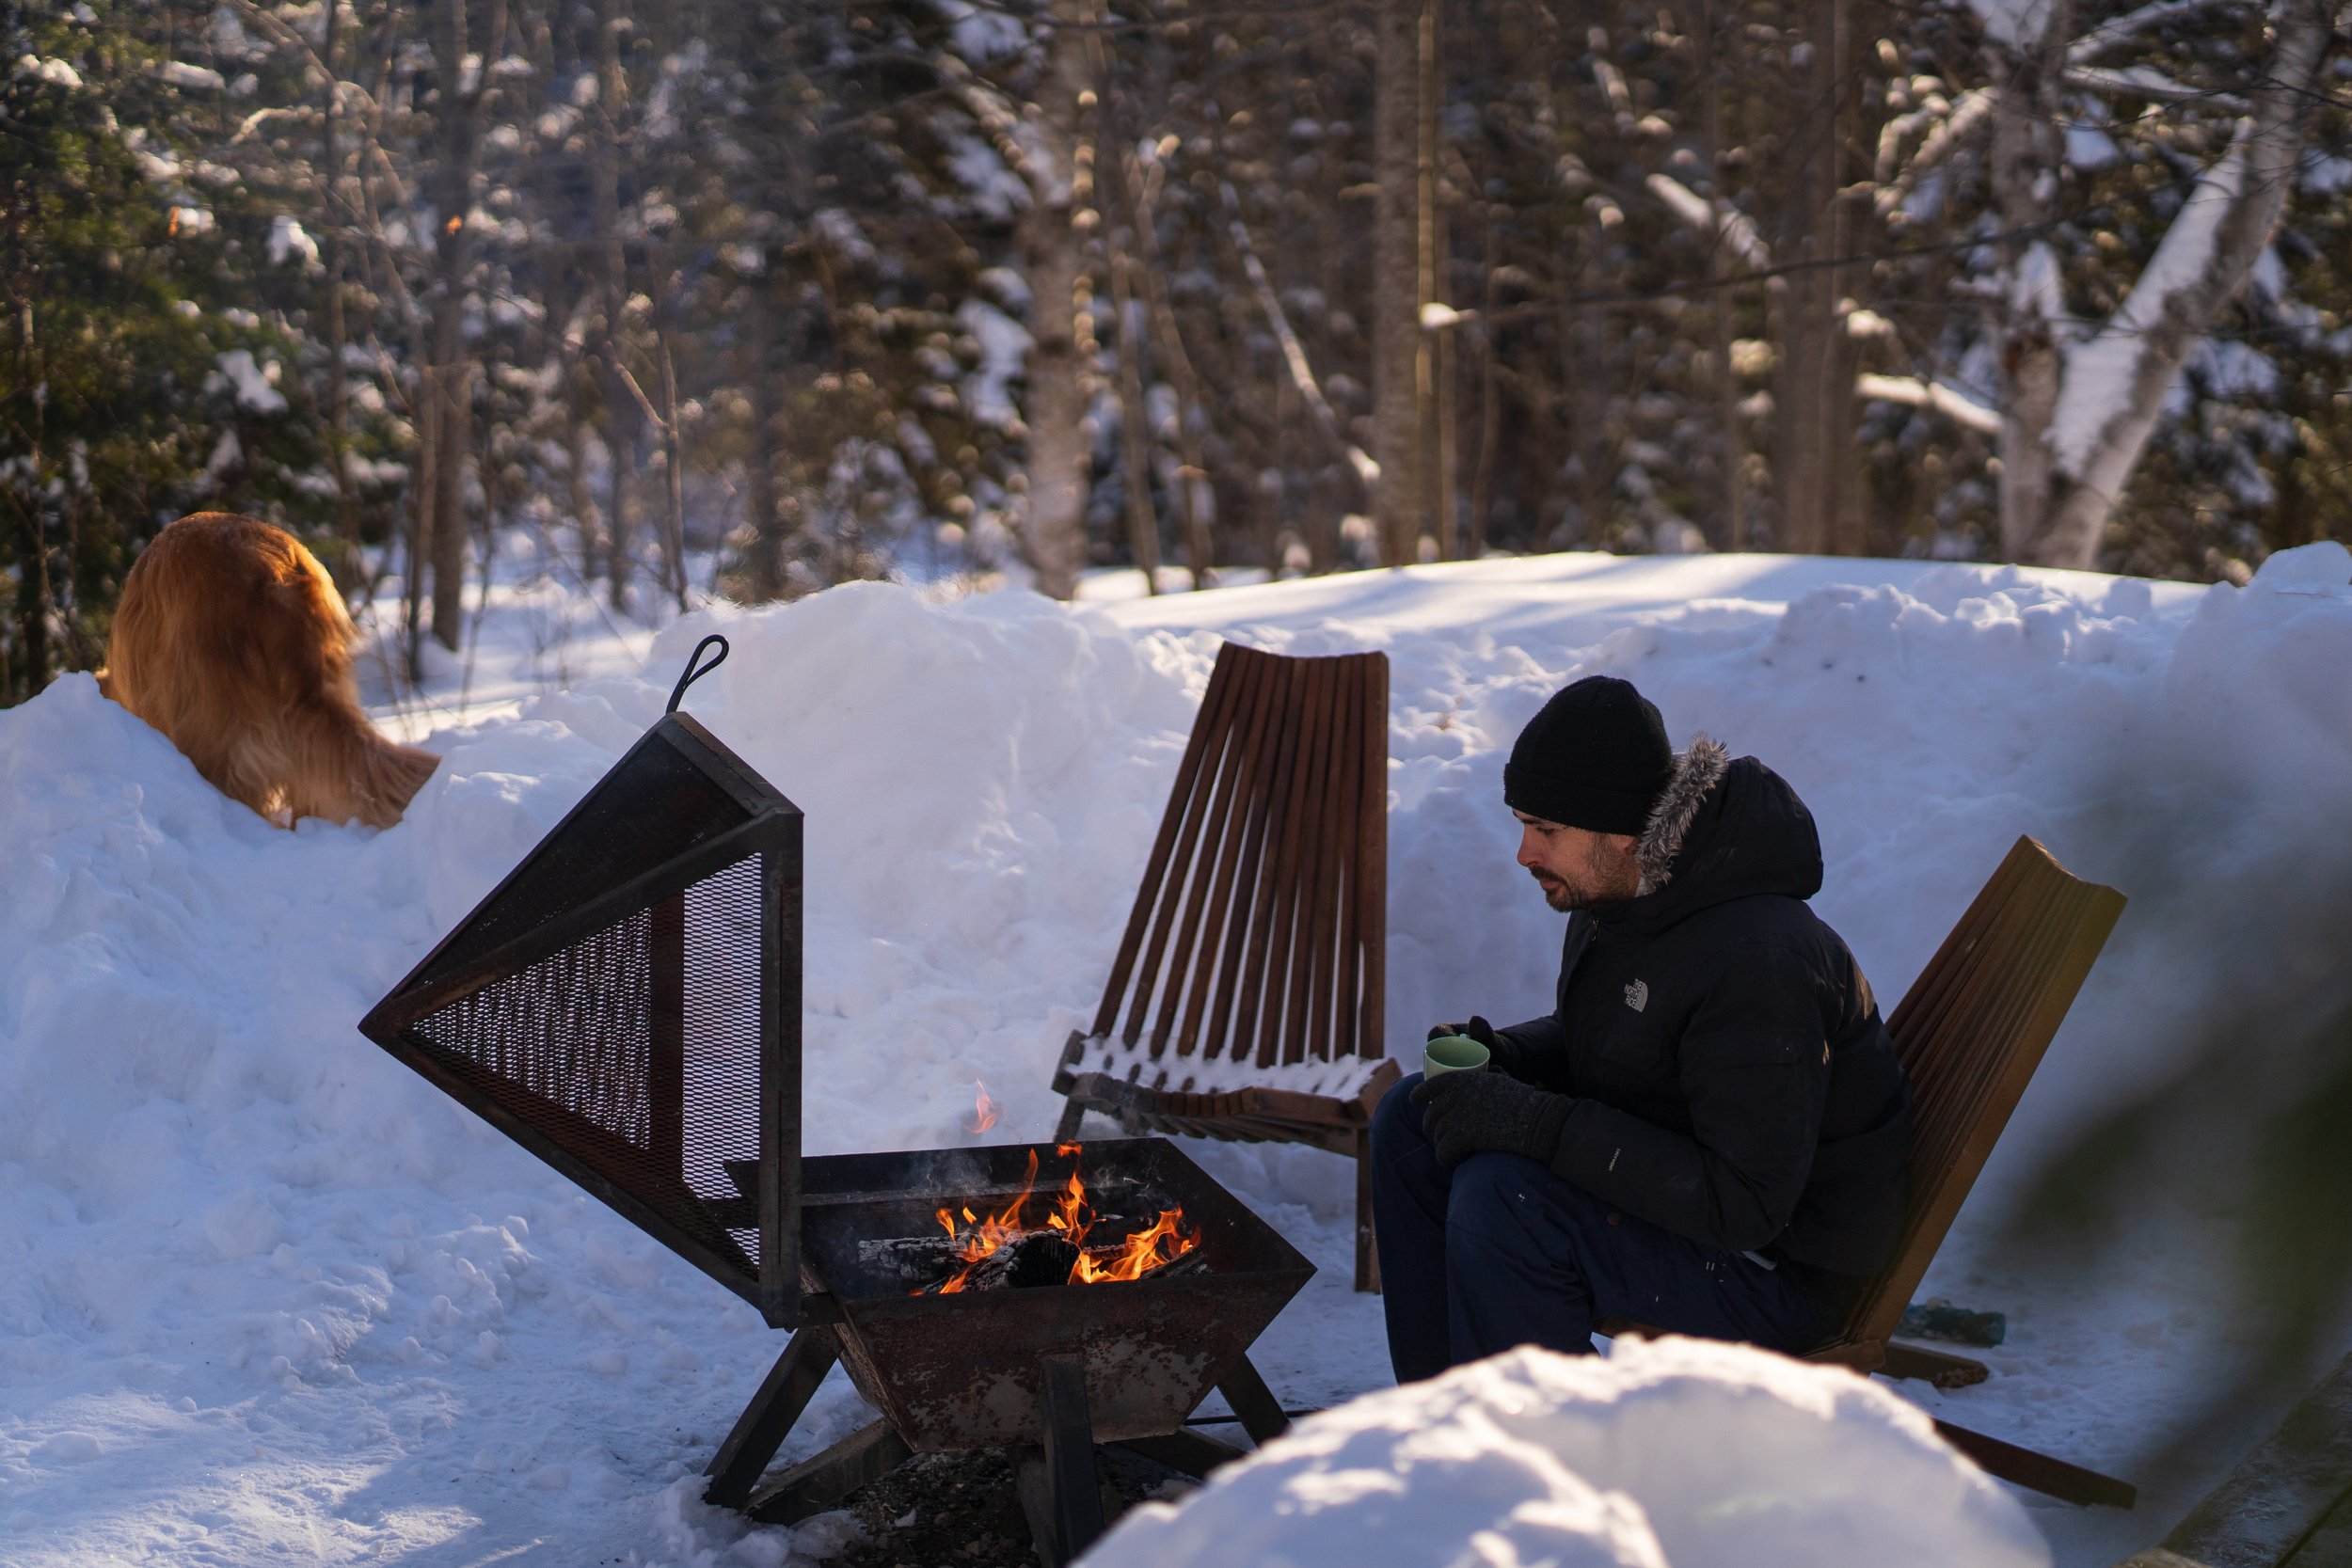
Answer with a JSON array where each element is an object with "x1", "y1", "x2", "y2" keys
[
  {"x1": 1882, "y1": 838, "x2": 2040, "y2": 1044},
  {"x1": 1230, "y1": 657, "x2": 1314, "y2": 1065},
  {"x1": 1151, "y1": 650, "x2": 1273, "y2": 1058},
  {"x1": 1294, "y1": 657, "x2": 1355, "y2": 1067},
  {"x1": 1899, "y1": 870, "x2": 2078, "y2": 1193},
  {"x1": 1899, "y1": 864, "x2": 2069, "y2": 1117},
  {"x1": 1356, "y1": 656, "x2": 1389, "y2": 1062},
  {"x1": 1111, "y1": 645, "x2": 1258, "y2": 1047},
  {"x1": 1094, "y1": 642, "x2": 1247, "y2": 1041},
  {"x1": 1195, "y1": 654, "x2": 1295, "y2": 1062},
  {"x1": 1170, "y1": 651, "x2": 1287, "y2": 1060},
  {"x1": 1254, "y1": 657, "x2": 1335, "y2": 1069},
  {"x1": 1332, "y1": 657, "x2": 1369, "y2": 1061}
]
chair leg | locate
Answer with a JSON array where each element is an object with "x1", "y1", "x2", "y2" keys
[
  {"x1": 1933, "y1": 1418, "x2": 2136, "y2": 1510},
  {"x1": 1881, "y1": 1338, "x2": 1990, "y2": 1389},
  {"x1": 1354, "y1": 1126, "x2": 1381, "y2": 1293},
  {"x1": 1054, "y1": 1096, "x2": 1087, "y2": 1144}
]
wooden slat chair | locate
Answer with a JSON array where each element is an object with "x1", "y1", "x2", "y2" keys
[
  {"x1": 1601, "y1": 836, "x2": 2137, "y2": 1509},
  {"x1": 1052, "y1": 641, "x2": 1399, "y2": 1291}
]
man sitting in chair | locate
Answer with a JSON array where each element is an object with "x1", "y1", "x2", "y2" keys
[{"x1": 1373, "y1": 675, "x2": 1913, "y2": 1382}]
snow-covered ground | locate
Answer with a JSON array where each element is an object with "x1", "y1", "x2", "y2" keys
[
  {"x1": 1089, "y1": 1339, "x2": 2050, "y2": 1568},
  {"x1": 7, "y1": 543, "x2": 2351, "y2": 1567}
]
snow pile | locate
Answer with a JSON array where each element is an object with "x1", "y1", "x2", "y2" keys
[
  {"x1": 1080, "y1": 1339, "x2": 2049, "y2": 1568},
  {"x1": 5, "y1": 546, "x2": 2352, "y2": 1563}
]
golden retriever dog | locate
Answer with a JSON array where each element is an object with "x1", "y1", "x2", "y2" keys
[{"x1": 99, "y1": 513, "x2": 438, "y2": 829}]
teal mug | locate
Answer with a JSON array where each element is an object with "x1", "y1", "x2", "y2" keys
[{"x1": 1423, "y1": 1033, "x2": 1491, "y2": 1077}]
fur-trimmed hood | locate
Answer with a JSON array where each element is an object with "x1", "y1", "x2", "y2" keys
[
  {"x1": 1608, "y1": 738, "x2": 1824, "y2": 929},
  {"x1": 1634, "y1": 735, "x2": 1728, "y2": 895}
]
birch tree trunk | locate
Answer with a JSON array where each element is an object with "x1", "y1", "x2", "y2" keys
[
  {"x1": 1372, "y1": 0, "x2": 1426, "y2": 567},
  {"x1": 1996, "y1": 0, "x2": 2338, "y2": 566},
  {"x1": 1015, "y1": 0, "x2": 1095, "y2": 600}
]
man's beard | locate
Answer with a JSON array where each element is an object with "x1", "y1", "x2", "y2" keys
[
  {"x1": 1532, "y1": 867, "x2": 1592, "y2": 911},
  {"x1": 1532, "y1": 849, "x2": 1637, "y2": 911}
]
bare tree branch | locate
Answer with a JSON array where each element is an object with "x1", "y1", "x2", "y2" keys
[{"x1": 1217, "y1": 179, "x2": 1379, "y2": 491}]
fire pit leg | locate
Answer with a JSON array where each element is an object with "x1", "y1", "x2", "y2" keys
[
  {"x1": 744, "y1": 1418, "x2": 912, "y2": 1526},
  {"x1": 1113, "y1": 1430, "x2": 1248, "y2": 1479},
  {"x1": 704, "y1": 1325, "x2": 840, "y2": 1509},
  {"x1": 1015, "y1": 1355, "x2": 1106, "y2": 1568},
  {"x1": 1215, "y1": 1353, "x2": 1291, "y2": 1447}
]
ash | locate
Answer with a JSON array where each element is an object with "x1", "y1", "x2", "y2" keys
[{"x1": 822, "y1": 1445, "x2": 1196, "y2": 1568}]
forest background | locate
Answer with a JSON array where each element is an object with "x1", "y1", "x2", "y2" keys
[{"x1": 3, "y1": 0, "x2": 2348, "y2": 705}]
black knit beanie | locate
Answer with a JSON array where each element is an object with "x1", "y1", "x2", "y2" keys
[{"x1": 1503, "y1": 676, "x2": 1673, "y2": 835}]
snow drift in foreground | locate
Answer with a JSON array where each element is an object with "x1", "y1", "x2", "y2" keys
[
  {"x1": 5, "y1": 545, "x2": 2352, "y2": 1564},
  {"x1": 1081, "y1": 1339, "x2": 2049, "y2": 1568}
]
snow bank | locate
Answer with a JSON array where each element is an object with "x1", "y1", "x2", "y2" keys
[
  {"x1": 1081, "y1": 1340, "x2": 2048, "y2": 1568},
  {"x1": 7, "y1": 547, "x2": 2352, "y2": 1564}
]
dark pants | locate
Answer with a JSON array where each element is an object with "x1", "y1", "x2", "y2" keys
[{"x1": 1371, "y1": 1073, "x2": 1830, "y2": 1384}]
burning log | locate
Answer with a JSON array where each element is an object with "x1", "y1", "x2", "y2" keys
[
  {"x1": 858, "y1": 1147, "x2": 1207, "y2": 1296},
  {"x1": 1005, "y1": 1232, "x2": 1083, "y2": 1289},
  {"x1": 863, "y1": 1212, "x2": 1204, "y2": 1294}
]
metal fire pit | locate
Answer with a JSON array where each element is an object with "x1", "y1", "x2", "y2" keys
[
  {"x1": 794, "y1": 1139, "x2": 1306, "y2": 1450},
  {"x1": 359, "y1": 640, "x2": 1315, "y2": 1566}
]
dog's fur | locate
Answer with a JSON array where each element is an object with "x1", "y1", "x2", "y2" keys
[{"x1": 99, "y1": 513, "x2": 438, "y2": 829}]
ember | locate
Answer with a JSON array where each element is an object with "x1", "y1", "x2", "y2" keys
[{"x1": 916, "y1": 1145, "x2": 1202, "y2": 1295}]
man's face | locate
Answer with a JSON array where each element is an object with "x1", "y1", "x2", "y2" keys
[{"x1": 1514, "y1": 811, "x2": 1642, "y2": 911}]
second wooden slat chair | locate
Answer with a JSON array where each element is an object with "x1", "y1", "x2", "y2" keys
[
  {"x1": 1601, "y1": 835, "x2": 2136, "y2": 1507},
  {"x1": 1052, "y1": 641, "x2": 1398, "y2": 1291}
]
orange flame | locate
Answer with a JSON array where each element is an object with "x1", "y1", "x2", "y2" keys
[
  {"x1": 1072, "y1": 1208, "x2": 1199, "y2": 1284},
  {"x1": 930, "y1": 1149, "x2": 1041, "y2": 1294},
  {"x1": 1056, "y1": 1142, "x2": 1083, "y2": 1157},
  {"x1": 913, "y1": 1147, "x2": 1201, "y2": 1295},
  {"x1": 965, "y1": 1081, "x2": 999, "y2": 1134}
]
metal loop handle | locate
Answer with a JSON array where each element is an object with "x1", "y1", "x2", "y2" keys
[{"x1": 666, "y1": 634, "x2": 730, "y2": 714}]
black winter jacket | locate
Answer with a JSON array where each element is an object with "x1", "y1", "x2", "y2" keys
[{"x1": 1494, "y1": 740, "x2": 1913, "y2": 1290}]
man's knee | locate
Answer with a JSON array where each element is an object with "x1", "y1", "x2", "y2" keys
[
  {"x1": 1444, "y1": 1150, "x2": 1536, "y2": 1223},
  {"x1": 1372, "y1": 1072, "x2": 1426, "y2": 1159},
  {"x1": 1445, "y1": 1152, "x2": 1611, "y2": 1244}
]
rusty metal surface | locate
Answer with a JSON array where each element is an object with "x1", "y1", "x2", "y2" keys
[{"x1": 797, "y1": 1138, "x2": 1312, "y2": 1451}]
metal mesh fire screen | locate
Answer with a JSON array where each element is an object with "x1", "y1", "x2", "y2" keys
[{"x1": 359, "y1": 709, "x2": 806, "y2": 1326}]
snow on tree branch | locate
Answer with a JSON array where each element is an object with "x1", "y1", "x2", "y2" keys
[
  {"x1": 1858, "y1": 373, "x2": 2005, "y2": 434},
  {"x1": 2050, "y1": 131, "x2": 2249, "y2": 477},
  {"x1": 1645, "y1": 174, "x2": 1772, "y2": 272},
  {"x1": 2064, "y1": 62, "x2": 2248, "y2": 109},
  {"x1": 1876, "y1": 87, "x2": 1999, "y2": 218},
  {"x1": 1219, "y1": 178, "x2": 1379, "y2": 490}
]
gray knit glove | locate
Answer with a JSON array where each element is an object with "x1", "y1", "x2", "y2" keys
[{"x1": 1410, "y1": 1069, "x2": 1573, "y2": 1168}]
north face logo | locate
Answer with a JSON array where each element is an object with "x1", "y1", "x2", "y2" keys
[{"x1": 1624, "y1": 979, "x2": 1649, "y2": 1013}]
